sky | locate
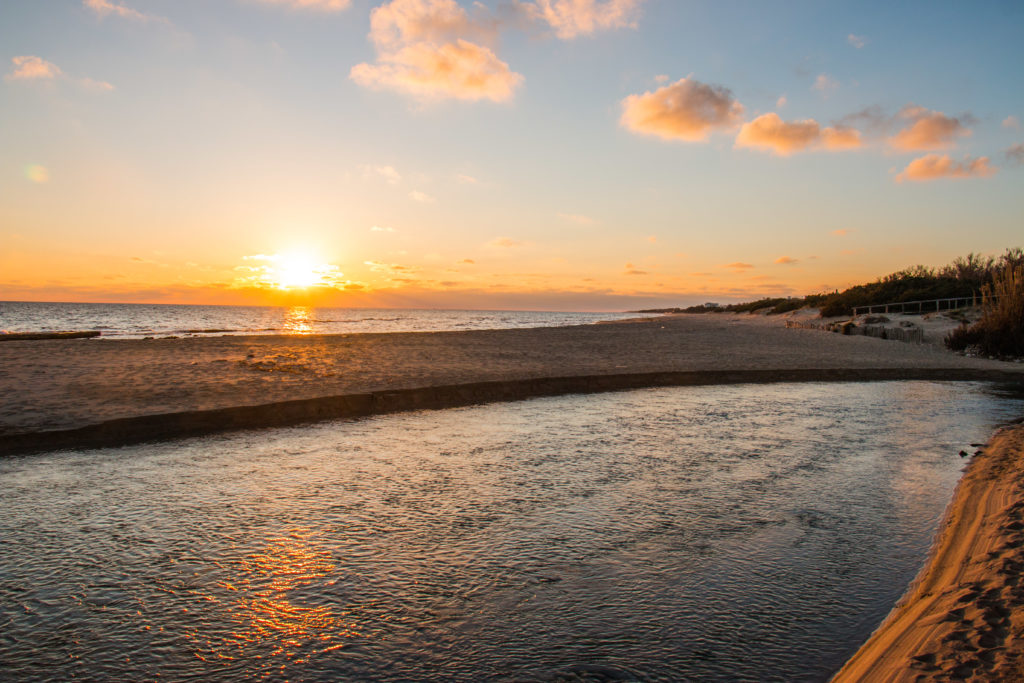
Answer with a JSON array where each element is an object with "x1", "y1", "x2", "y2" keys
[{"x1": 1, "y1": 0, "x2": 1022, "y2": 311}]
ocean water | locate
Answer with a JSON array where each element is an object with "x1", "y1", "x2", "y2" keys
[
  {"x1": 0, "y1": 301, "x2": 654, "y2": 339},
  {"x1": 2, "y1": 381, "x2": 1022, "y2": 682}
]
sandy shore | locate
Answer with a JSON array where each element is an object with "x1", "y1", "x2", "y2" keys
[
  {"x1": 833, "y1": 422, "x2": 1024, "y2": 682},
  {"x1": 1, "y1": 312, "x2": 1021, "y2": 454}
]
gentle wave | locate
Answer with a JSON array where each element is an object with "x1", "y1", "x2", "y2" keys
[{"x1": 0, "y1": 301, "x2": 655, "y2": 339}]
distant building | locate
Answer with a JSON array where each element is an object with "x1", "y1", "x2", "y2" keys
[{"x1": 704, "y1": 302, "x2": 721, "y2": 309}]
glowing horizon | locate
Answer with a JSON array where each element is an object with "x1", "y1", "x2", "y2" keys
[{"x1": 1, "y1": 1, "x2": 1022, "y2": 311}]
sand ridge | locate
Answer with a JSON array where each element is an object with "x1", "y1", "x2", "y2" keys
[{"x1": 1, "y1": 312, "x2": 1020, "y2": 439}]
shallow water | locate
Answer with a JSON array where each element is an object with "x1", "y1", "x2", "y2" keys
[
  {"x1": 1, "y1": 381, "x2": 1022, "y2": 682},
  {"x1": 0, "y1": 301, "x2": 653, "y2": 338}
]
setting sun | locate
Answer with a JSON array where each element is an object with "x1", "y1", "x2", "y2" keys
[{"x1": 273, "y1": 253, "x2": 321, "y2": 290}]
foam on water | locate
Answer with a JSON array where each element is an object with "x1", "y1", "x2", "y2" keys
[{"x1": 1, "y1": 381, "x2": 1022, "y2": 681}]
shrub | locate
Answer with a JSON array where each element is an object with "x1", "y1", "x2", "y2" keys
[{"x1": 945, "y1": 264, "x2": 1024, "y2": 357}]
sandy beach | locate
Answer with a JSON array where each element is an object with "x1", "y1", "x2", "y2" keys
[
  {"x1": 1, "y1": 311, "x2": 1021, "y2": 452},
  {"x1": 833, "y1": 422, "x2": 1024, "y2": 681}
]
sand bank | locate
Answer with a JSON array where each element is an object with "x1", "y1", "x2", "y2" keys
[
  {"x1": 1, "y1": 312, "x2": 1022, "y2": 455},
  {"x1": 833, "y1": 422, "x2": 1024, "y2": 681}
]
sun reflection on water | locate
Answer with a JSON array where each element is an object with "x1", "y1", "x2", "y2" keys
[
  {"x1": 283, "y1": 306, "x2": 314, "y2": 335},
  {"x1": 195, "y1": 529, "x2": 359, "y2": 665}
]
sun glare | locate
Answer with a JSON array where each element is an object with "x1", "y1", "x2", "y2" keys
[{"x1": 273, "y1": 253, "x2": 321, "y2": 290}]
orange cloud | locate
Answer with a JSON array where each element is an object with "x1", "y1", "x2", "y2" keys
[
  {"x1": 620, "y1": 77, "x2": 744, "y2": 142},
  {"x1": 257, "y1": 0, "x2": 350, "y2": 10},
  {"x1": 735, "y1": 113, "x2": 862, "y2": 155},
  {"x1": 894, "y1": 154, "x2": 996, "y2": 182},
  {"x1": 723, "y1": 262, "x2": 754, "y2": 271},
  {"x1": 350, "y1": 0, "x2": 520, "y2": 102},
  {"x1": 351, "y1": 40, "x2": 520, "y2": 102},
  {"x1": 84, "y1": 0, "x2": 152, "y2": 21},
  {"x1": 521, "y1": 0, "x2": 644, "y2": 39},
  {"x1": 775, "y1": 256, "x2": 798, "y2": 265},
  {"x1": 888, "y1": 106, "x2": 971, "y2": 151},
  {"x1": 6, "y1": 56, "x2": 61, "y2": 80}
]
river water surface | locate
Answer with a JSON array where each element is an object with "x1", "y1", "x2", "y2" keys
[{"x1": 2, "y1": 381, "x2": 1022, "y2": 681}]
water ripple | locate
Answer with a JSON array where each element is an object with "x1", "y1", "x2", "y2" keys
[{"x1": 1, "y1": 381, "x2": 1021, "y2": 681}]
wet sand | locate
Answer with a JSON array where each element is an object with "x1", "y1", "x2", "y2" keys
[
  {"x1": 833, "y1": 422, "x2": 1024, "y2": 682},
  {"x1": 1, "y1": 312, "x2": 1021, "y2": 455}
]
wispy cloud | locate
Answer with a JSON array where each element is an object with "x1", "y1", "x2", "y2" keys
[
  {"x1": 774, "y1": 256, "x2": 798, "y2": 265},
  {"x1": 847, "y1": 33, "x2": 867, "y2": 49},
  {"x1": 519, "y1": 0, "x2": 645, "y2": 40},
  {"x1": 409, "y1": 190, "x2": 435, "y2": 202},
  {"x1": 370, "y1": 225, "x2": 397, "y2": 232},
  {"x1": 735, "y1": 113, "x2": 861, "y2": 155},
  {"x1": 894, "y1": 154, "x2": 995, "y2": 182},
  {"x1": 363, "y1": 164, "x2": 402, "y2": 184},
  {"x1": 350, "y1": 0, "x2": 521, "y2": 102},
  {"x1": 6, "y1": 56, "x2": 113, "y2": 91},
  {"x1": 723, "y1": 262, "x2": 754, "y2": 271},
  {"x1": 1005, "y1": 143, "x2": 1024, "y2": 166},
  {"x1": 488, "y1": 236, "x2": 525, "y2": 248},
  {"x1": 79, "y1": 77, "x2": 115, "y2": 91},
  {"x1": 256, "y1": 0, "x2": 351, "y2": 11},
  {"x1": 812, "y1": 73, "x2": 838, "y2": 95},
  {"x1": 620, "y1": 77, "x2": 744, "y2": 142},
  {"x1": 831, "y1": 228, "x2": 851, "y2": 237},
  {"x1": 5, "y1": 56, "x2": 61, "y2": 81},
  {"x1": 557, "y1": 212, "x2": 595, "y2": 225},
  {"x1": 888, "y1": 106, "x2": 972, "y2": 151},
  {"x1": 1003, "y1": 116, "x2": 1020, "y2": 130},
  {"x1": 455, "y1": 173, "x2": 479, "y2": 184},
  {"x1": 84, "y1": 0, "x2": 165, "y2": 23}
]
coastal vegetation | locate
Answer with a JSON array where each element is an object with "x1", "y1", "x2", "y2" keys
[
  {"x1": 945, "y1": 262, "x2": 1024, "y2": 357},
  {"x1": 642, "y1": 249, "x2": 1024, "y2": 322}
]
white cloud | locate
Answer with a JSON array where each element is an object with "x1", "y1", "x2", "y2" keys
[
  {"x1": 409, "y1": 190, "x2": 435, "y2": 203},
  {"x1": 847, "y1": 33, "x2": 867, "y2": 49}
]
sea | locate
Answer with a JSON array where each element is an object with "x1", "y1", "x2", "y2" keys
[
  {"x1": 0, "y1": 301, "x2": 656, "y2": 339},
  {"x1": 2, "y1": 381, "x2": 1023, "y2": 681}
]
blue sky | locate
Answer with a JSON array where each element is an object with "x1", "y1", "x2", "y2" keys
[{"x1": 1, "y1": 0, "x2": 1022, "y2": 309}]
